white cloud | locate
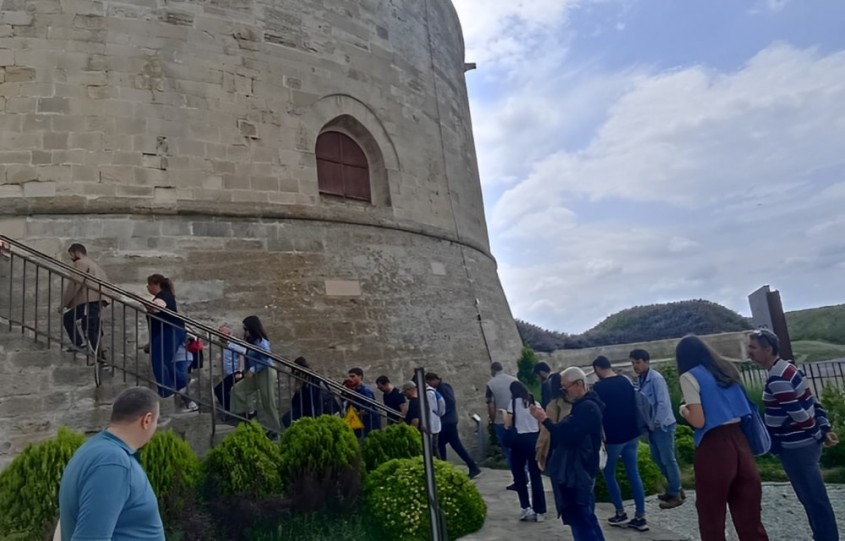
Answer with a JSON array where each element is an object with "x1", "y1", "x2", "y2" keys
[{"x1": 485, "y1": 43, "x2": 845, "y2": 332}]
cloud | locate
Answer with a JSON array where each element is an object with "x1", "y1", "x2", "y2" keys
[{"x1": 485, "y1": 43, "x2": 845, "y2": 332}]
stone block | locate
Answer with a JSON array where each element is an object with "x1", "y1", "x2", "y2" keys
[
  {"x1": 237, "y1": 119, "x2": 258, "y2": 138},
  {"x1": 0, "y1": 49, "x2": 16, "y2": 68},
  {"x1": 37, "y1": 97, "x2": 70, "y2": 114},
  {"x1": 325, "y1": 280, "x2": 362, "y2": 297},
  {"x1": 5, "y1": 164, "x2": 36, "y2": 183},
  {"x1": 72, "y1": 14, "x2": 105, "y2": 29},
  {"x1": 68, "y1": 132, "x2": 103, "y2": 150},
  {"x1": 4, "y1": 97, "x2": 35, "y2": 114},
  {"x1": 43, "y1": 132, "x2": 68, "y2": 149},
  {"x1": 192, "y1": 221, "x2": 231, "y2": 237},
  {"x1": 51, "y1": 115, "x2": 86, "y2": 132},
  {"x1": 71, "y1": 165, "x2": 97, "y2": 181},
  {"x1": 250, "y1": 176, "x2": 278, "y2": 191},
  {"x1": 23, "y1": 180, "x2": 57, "y2": 197},
  {"x1": 0, "y1": 216, "x2": 25, "y2": 237},
  {"x1": 4, "y1": 66, "x2": 36, "y2": 82},
  {"x1": 134, "y1": 167, "x2": 168, "y2": 185},
  {"x1": 0, "y1": 151, "x2": 30, "y2": 164},
  {"x1": 31, "y1": 150, "x2": 51, "y2": 165},
  {"x1": 37, "y1": 165, "x2": 72, "y2": 182},
  {"x1": 98, "y1": 165, "x2": 134, "y2": 184},
  {"x1": 0, "y1": 184, "x2": 22, "y2": 197},
  {"x1": 86, "y1": 84, "x2": 111, "y2": 99},
  {"x1": 0, "y1": 395, "x2": 42, "y2": 418}
]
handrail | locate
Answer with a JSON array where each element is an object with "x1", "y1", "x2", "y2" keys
[{"x1": 0, "y1": 234, "x2": 397, "y2": 421}]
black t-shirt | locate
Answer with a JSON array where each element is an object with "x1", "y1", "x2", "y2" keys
[
  {"x1": 405, "y1": 397, "x2": 421, "y2": 426},
  {"x1": 383, "y1": 388, "x2": 406, "y2": 421},
  {"x1": 593, "y1": 375, "x2": 640, "y2": 445}
]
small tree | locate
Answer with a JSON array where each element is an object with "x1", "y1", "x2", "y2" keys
[{"x1": 516, "y1": 345, "x2": 542, "y2": 399}]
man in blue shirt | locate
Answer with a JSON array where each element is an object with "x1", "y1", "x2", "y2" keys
[
  {"x1": 347, "y1": 367, "x2": 380, "y2": 437},
  {"x1": 630, "y1": 349, "x2": 684, "y2": 509},
  {"x1": 59, "y1": 386, "x2": 164, "y2": 541}
]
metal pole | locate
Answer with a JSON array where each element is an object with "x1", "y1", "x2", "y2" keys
[{"x1": 415, "y1": 367, "x2": 446, "y2": 541}]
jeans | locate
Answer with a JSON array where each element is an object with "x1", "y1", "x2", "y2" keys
[
  {"x1": 603, "y1": 437, "x2": 645, "y2": 516},
  {"x1": 439, "y1": 422, "x2": 478, "y2": 472},
  {"x1": 493, "y1": 423, "x2": 513, "y2": 469},
  {"x1": 509, "y1": 432, "x2": 546, "y2": 514},
  {"x1": 150, "y1": 326, "x2": 186, "y2": 398},
  {"x1": 558, "y1": 485, "x2": 605, "y2": 541},
  {"x1": 62, "y1": 302, "x2": 101, "y2": 350},
  {"x1": 779, "y1": 442, "x2": 839, "y2": 541},
  {"x1": 648, "y1": 424, "x2": 682, "y2": 496}
]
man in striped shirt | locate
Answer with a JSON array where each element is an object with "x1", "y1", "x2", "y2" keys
[{"x1": 747, "y1": 329, "x2": 839, "y2": 541}]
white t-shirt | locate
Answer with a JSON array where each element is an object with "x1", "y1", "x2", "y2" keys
[
  {"x1": 507, "y1": 398, "x2": 540, "y2": 434},
  {"x1": 425, "y1": 386, "x2": 442, "y2": 435}
]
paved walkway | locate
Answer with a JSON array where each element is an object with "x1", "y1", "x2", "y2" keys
[{"x1": 461, "y1": 468, "x2": 690, "y2": 541}]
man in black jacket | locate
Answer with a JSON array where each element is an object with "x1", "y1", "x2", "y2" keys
[
  {"x1": 530, "y1": 366, "x2": 605, "y2": 541},
  {"x1": 426, "y1": 373, "x2": 482, "y2": 478}
]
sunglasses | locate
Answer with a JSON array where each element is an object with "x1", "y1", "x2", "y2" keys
[{"x1": 750, "y1": 329, "x2": 778, "y2": 346}]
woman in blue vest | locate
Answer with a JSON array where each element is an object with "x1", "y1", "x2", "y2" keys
[{"x1": 676, "y1": 335, "x2": 768, "y2": 541}]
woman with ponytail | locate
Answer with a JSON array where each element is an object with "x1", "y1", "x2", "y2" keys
[{"x1": 146, "y1": 274, "x2": 197, "y2": 412}]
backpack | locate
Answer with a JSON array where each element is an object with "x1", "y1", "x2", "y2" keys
[
  {"x1": 634, "y1": 385, "x2": 655, "y2": 433},
  {"x1": 428, "y1": 388, "x2": 446, "y2": 417}
]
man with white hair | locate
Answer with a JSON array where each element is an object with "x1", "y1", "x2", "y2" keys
[{"x1": 530, "y1": 366, "x2": 606, "y2": 540}]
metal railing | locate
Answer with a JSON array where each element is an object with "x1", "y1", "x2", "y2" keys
[
  {"x1": 740, "y1": 358, "x2": 845, "y2": 397},
  {"x1": 0, "y1": 234, "x2": 398, "y2": 441}
]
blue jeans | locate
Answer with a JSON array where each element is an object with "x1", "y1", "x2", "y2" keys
[
  {"x1": 779, "y1": 442, "x2": 839, "y2": 541},
  {"x1": 558, "y1": 485, "x2": 605, "y2": 541},
  {"x1": 603, "y1": 437, "x2": 646, "y2": 516},
  {"x1": 493, "y1": 423, "x2": 513, "y2": 469},
  {"x1": 648, "y1": 424, "x2": 681, "y2": 496}
]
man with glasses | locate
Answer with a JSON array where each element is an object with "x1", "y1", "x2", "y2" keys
[
  {"x1": 529, "y1": 367, "x2": 605, "y2": 541},
  {"x1": 747, "y1": 329, "x2": 839, "y2": 541}
]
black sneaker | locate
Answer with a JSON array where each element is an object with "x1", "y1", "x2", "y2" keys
[
  {"x1": 506, "y1": 483, "x2": 517, "y2": 491},
  {"x1": 628, "y1": 517, "x2": 649, "y2": 532},
  {"x1": 468, "y1": 468, "x2": 482, "y2": 479},
  {"x1": 657, "y1": 492, "x2": 670, "y2": 501},
  {"x1": 608, "y1": 512, "x2": 629, "y2": 527}
]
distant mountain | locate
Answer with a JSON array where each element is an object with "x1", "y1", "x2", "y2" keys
[
  {"x1": 517, "y1": 299, "x2": 753, "y2": 352},
  {"x1": 786, "y1": 304, "x2": 845, "y2": 345}
]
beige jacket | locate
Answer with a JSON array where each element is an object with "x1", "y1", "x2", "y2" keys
[
  {"x1": 61, "y1": 255, "x2": 109, "y2": 309},
  {"x1": 535, "y1": 397, "x2": 572, "y2": 471}
]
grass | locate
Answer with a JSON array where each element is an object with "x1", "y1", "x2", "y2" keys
[
  {"x1": 791, "y1": 340, "x2": 845, "y2": 362},
  {"x1": 787, "y1": 304, "x2": 845, "y2": 345}
]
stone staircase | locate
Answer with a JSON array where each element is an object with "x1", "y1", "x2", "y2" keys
[{"x1": 0, "y1": 327, "x2": 232, "y2": 469}]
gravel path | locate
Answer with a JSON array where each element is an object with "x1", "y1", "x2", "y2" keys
[{"x1": 645, "y1": 483, "x2": 845, "y2": 541}]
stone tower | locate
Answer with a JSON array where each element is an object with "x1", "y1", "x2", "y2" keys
[{"x1": 0, "y1": 0, "x2": 522, "y2": 416}]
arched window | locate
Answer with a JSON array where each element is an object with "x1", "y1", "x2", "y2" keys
[{"x1": 316, "y1": 131, "x2": 371, "y2": 202}]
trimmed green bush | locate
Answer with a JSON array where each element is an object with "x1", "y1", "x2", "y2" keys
[
  {"x1": 0, "y1": 427, "x2": 85, "y2": 539},
  {"x1": 820, "y1": 386, "x2": 845, "y2": 468},
  {"x1": 675, "y1": 424, "x2": 695, "y2": 466},
  {"x1": 364, "y1": 457, "x2": 486, "y2": 541},
  {"x1": 201, "y1": 421, "x2": 284, "y2": 499},
  {"x1": 280, "y1": 415, "x2": 362, "y2": 513},
  {"x1": 595, "y1": 442, "x2": 663, "y2": 502},
  {"x1": 360, "y1": 422, "x2": 422, "y2": 471},
  {"x1": 138, "y1": 430, "x2": 201, "y2": 529}
]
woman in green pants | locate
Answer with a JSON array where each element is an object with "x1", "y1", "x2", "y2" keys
[{"x1": 230, "y1": 315, "x2": 281, "y2": 438}]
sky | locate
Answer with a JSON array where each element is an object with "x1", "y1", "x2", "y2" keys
[{"x1": 452, "y1": 0, "x2": 845, "y2": 334}]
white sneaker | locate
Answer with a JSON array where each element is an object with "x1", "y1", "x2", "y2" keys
[
  {"x1": 180, "y1": 401, "x2": 199, "y2": 413},
  {"x1": 535, "y1": 513, "x2": 546, "y2": 523},
  {"x1": 519, "y1": 508, "x2": 536, "y2": 522}
]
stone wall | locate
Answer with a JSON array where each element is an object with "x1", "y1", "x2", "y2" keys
[
  {"x1": 537, "y1": 331, "x2": 751, "y2": 370},
  {"x1": 0, "y1": 0, "x2": 522, "y2": 450}
]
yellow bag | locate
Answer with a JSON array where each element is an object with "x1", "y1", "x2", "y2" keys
[{"x1": 344, "y1": 406, "x2": 364, "y2": 430}]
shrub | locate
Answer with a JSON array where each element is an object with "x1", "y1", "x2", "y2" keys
[
  {"x1": 200, "y1": 421, "x2": 284, "y2": 499},
  {"x1": 361, "y1": 423, "x2": 422, "y2": 471},
  {"x1": 279, "y1": 415, "x2": 362, "y2": 513},
  {"x1": 364, "y1": 457, "x2": 486, "y2": 541},
  {"x1": 138, "y1": 430, "x2": 203, "y2": 534},
  {"x1": 675, "y1": 424, "x2": 695, "y2": 466},
  {"x1": 820, "y1": 386, "x2": 845, "y2": 468},
  {"x1": 595, "y1": 442, "x2": 663, "y2": 502},
  {"x1": 0, "y1": 428, "x2": 85, "y2": 539}
]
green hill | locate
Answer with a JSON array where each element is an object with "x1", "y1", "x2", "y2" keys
[
  {"x1": 517, "y1": 299, "x2": 752, "y2": 352},
  {"x1": 786, "y1": 304, "x2": 845, "y2": 345}
]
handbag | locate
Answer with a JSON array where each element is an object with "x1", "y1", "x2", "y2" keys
[{"x1": 740, "y1": 388, "x2": 771, "y2": 456}]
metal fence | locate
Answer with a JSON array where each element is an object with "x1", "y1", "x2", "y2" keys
[
  {"x1": 740, "y1": 358, "x2": 845, "y2": 397},
  {"x1": 0, "y1": 234, "x2": 397, "y2": 442}
]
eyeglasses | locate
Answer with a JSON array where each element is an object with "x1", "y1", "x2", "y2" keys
[
  {"x1": 750, "y1": 328, "x2": 778, "y2": 345},
  {"x1": 561, "y1": 380, "x2": 582, "y2": 391}
]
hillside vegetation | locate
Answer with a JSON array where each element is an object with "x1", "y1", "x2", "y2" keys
[
  {"x1": 786, "y1": 304, "x2": 845, "y2": 345},
  {"x1": 517, "y1": 299, "x2": 752, "y2": 352}
]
